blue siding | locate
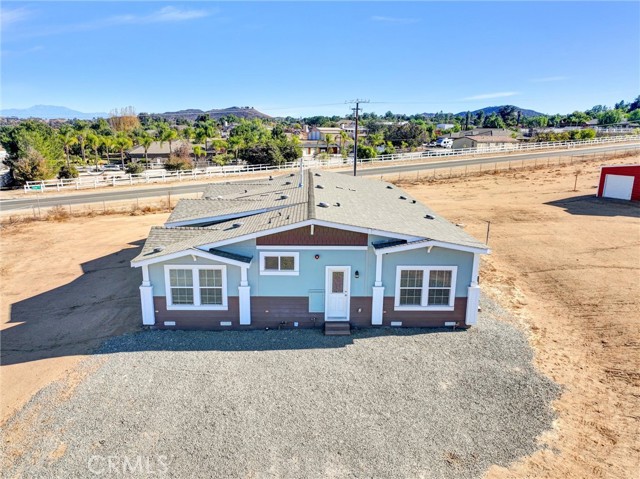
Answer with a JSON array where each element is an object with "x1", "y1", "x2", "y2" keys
[{"x1": 148, "y1": 236, "x2": 474, "y2": 300}]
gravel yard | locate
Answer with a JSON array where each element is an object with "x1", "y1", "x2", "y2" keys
[{"x1": 2, "y1": 297, "x2": 559, "y2": 479}]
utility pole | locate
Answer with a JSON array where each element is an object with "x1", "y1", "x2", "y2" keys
[{"x1": 346, "y1": 99, "x2": 369, "y2": 176}]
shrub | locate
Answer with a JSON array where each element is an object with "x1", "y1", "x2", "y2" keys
[
  {"x1": 164, "y1": 156, "x2": 193, "y2": 171},
  {"x1": 58, "y1": 164, "x2": 79, "y2": 179},
  {"x1": 125, "y1": 162, "x2": 144, "y2": 174},
  {"x1": 11, "y1": 147, "x2": 56, "y2": 184},
  {"x1": 356, "y1": 145, "x2": 377, "y2": 159}
]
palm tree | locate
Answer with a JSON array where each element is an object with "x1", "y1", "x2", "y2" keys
[
  {"x1": 159, "y1": 128, "x2": 178, "y2": 155},
  {"x1": 86, "y1": 133, "x2": 101, "y2": 168},
  {"x1": 181, "y1": 126, "x2": 195, "y2": 141},
  {"x1": 75, "y1": 128, "x2": 88, "y2": 163},
  {"x1": 339, "y1": 130, "x2": 349, "y2": 156},
  {"x1": 102, "y1": 136, "x2": 114, "y2": 164},
  {"x1": 59, "y1": 126, "x2": 77, "y2": 167},
  {"x1": 324, "y1": 134, "x2": 334, "y2": 154},
  {"x1": 193, "y1": 145, "x2": 206, "y2": 165},
  {"x1": 137, "y1": 134, "x2": 153, "y2": 168},
  {"x1": 195, "y1": 120, "x2": 216, "y2": 152},
  {"x1": 114, "y1": 133, "x2": 133, "y2": 169}
]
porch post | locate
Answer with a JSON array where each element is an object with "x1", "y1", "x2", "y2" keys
[
  {"x1": 140, "y1": 265, "x2": 155, "y2": 326},
  {"x1": 465, "y1": 254, "x2": 481, "y2": 326},
  {"x1": 238, "y1": 266, "x2": 251, "y2": 326},
  {"x1": 371, "y1": 252, "x2": 384, "y2": 325}
]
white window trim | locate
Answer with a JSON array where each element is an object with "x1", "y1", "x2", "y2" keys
[
  {"x1": 394, "y1": 266, "x2": 457, "y2": 311},
  {"x1": 164, "y1": 265, "x2": 228, "y2": 311},
  {"x1": 259, "y1": 252, "x2": 300, "y2": 276}
]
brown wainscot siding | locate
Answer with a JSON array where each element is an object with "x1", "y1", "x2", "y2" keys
[
  {"x1": 153, "y1": 296, "x2": 468, "y2": 330},
  {"x1": 256, "y1": 225, "x2": 368, "y2": 246},
  {"x1": 376, "y1": 297, "x2": 468, "y2": 328}
]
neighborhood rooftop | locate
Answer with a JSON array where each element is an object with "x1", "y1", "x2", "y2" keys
[{"x1": 133, "y1": 170, "x2": 487, "y2": 263}]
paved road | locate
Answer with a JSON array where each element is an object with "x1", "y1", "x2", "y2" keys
[{"x1": 1, "y1": 142, "x2": 638, "y2": 212}]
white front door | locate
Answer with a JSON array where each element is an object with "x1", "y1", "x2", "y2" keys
[
  {"x1": 603, "y1": 174, "x2": 634, "y2": 200},
  {"x1": 325, "y1": 266, "x2": 350, "y2": 321}
]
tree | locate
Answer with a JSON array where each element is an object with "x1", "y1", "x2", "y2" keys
[
  {"x1": 193, "y1": 145, "x2": 206, "y2": 164},
  {"x1": 628, "y1": 96, "x2": 640, "y2": 112},
  {"x1": 181, "y1": 126, "x2": 195, "y2": 141},
  {"x1": 240, "y1": 142, "x2": 285, "y2": 166},
  {"x1": 367, "y1": 132, "x2": 384, "y2": 148},
  {"x1": 271, "y1": 124, "x2": 286, "y2": 141},
  {"x1": 564, "y1": 111, "x2": 590, "y2": 126},
  {"x1": 159, "y1": 128, "x2": 178, "y2": 155},
  {"x1": 598, "y1": 109, "x2": 624, "y2": 126},
  {"x1": 324, "y1": 134, "x2": 334, "y2": 153},
  {"x1": 0, "y1": 120, "x2": 64, "y2": 175},
  {"x1": 356, "y1": 145, "x2": 377, "y2": 159},
  {"x1": 11, "y1": 147, "x2": 55, "y2": 184},
  {"x1": 102, "y1": 136, "x2": 114, "y2": 163},
  {"x1": 195, "y1": 119, "x2": 217, "y2": 151},
  {"x1": 59, "y1": 125, "x2": 77, "y2": 167},
  {"x1": 628, "y1": 109, "x2": 640, "y2": 122},
  {"x1": 165, "y1": 143, "x2": 194, "y2": 171},
  {"x1": 109, "y1": 106, "x2": 140, "y2": 132},
  {"x1": 475, "y1": 110, "x2": 486, "y2": 128},
  {"x1": 484, "y1": 114, "x2": 506, "y2": 129},
  {"x1": 114, "y1": 133, "x2": 133, "y2": 168},
  {"x1": 137, "y1": 134, "x2": 154, "y2": 167},
  {"x1": 75, "y1": 128, "x2": 88, "y2": 163},
  {"x1": 86, "y1": 133, "x2": 101, "y2": 167},
  {"x1": 498, "y1": 105, "x2": 519, "y2": 127},
  {"x1": 385, "y1": 123, "x2": 428, "y2": 147}
]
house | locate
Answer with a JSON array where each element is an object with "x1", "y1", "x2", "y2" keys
[
  {"x1": 436, "y1": 123, "x2": 457, "y2": 130},
  {"x1": 300, "y1": 140, "x2": 341, "y2": 158},
  {"x1": 307, "y1": 127, "x2": 343, "y2": 141},
  {"x1": 597, "y1": 164, "x2": 640, "y2": 201},
  {"x1": 128, "y1": 140, "x2": 192, "y2": 163},
  {"x1": 131, "y1": 170, "x2": 489, "y2": 333},
  {"x1": 451, "y1": 135, "x2": 519, "y2": 151}
]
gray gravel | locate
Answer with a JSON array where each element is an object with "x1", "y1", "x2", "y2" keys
[{"x1": 2, "y1": 297, "x2": 560, "y2": 479}]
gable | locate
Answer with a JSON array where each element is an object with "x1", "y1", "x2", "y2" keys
[{"x1": 256, "y1": 225, "x2": 368, "y2": 246}]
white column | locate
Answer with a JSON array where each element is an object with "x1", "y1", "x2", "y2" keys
[
  {"x1": 238, "y1": 266, "x2": 251, "y2": 326},
  {"x1": 465, "y1": 254, "x2": 481, "y2": 326},
  {"x1": 371, "y1": 252, "x2": 384, "y2": 325},
  {"x1": 140, "y1": 265, "x2": 155, "y2": 326}
]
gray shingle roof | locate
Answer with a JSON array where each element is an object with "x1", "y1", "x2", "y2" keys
[{"x1": 132, "y1": 169, "x2": 487, "y2": 264}]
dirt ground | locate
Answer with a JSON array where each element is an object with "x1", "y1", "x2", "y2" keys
[
  {"x1": 1, "y1": 156, "x2": 639, "y2": 477},
  {"x1": 397, "y1": 158, "x2": 640, "y2": 478},
  {"x1": 0, "y1": 213, "x2": 169, "y2": 423}
]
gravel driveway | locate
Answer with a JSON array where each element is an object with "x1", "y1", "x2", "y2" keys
[{"x1": 2, "y1": 298, "x2": 559, "y2": 479}]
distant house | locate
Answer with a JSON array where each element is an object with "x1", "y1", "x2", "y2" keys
[
  {"x1": 452, "y1": 135, "x2": 519, "y2": 151},
  {"x1": 300, "y1": 140, "x2": 340, "y2": 158},
  {"x1": 308, "y1": 127, "x2": 343, "y2": 141},
  {"x1": 128, "y1": 140, "x2": 192, "y2": 163},
  {"x1": 584, "y1": 119, "x2": 599, "y2": 127},
  {"x1": 436, "y1": 123, "x2": 456, "y2": 130},
  {"x1": 131, "y1": 170, "x2": 489, "y2": 333}
]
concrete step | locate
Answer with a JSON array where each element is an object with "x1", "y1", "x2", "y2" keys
[{"x1": 324, "y1": 322, "x2": 351, "y2": 336}]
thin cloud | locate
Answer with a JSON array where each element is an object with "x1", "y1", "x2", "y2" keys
[
  {"x1": 530, "y1": 76, "x2": 568, "y2": 83},
  {"x1": 1, "y1": 45, "x2": 44, "y2": 57},
  {"x1": 462, "y1": 92, "x2": 519, "y2": 101},
  {"x1": 109, "y1": 6, "x2": 211, "y2": 25},
  {"x1": 371, "y1": 16, "x2": 419, "y2": 25},
  {"x1": 1, "y1": 7, "x2": 32, "y2": 27}
]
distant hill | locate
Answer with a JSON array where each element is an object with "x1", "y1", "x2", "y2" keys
[
  {"x1": 0, "y1": 105, "x2": 107, "y2": 120},
  {"x1": 158, "y1": 106, "x2": 271, "y2": 121},
  {"x1": 455, "y1": 105, "x2": 546, "y2": 118}
]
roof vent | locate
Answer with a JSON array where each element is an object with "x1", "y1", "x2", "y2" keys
[
  {"x1": 233, "y1": 222, "x2": 244, "y2": 228},
  {"x1": 412, "y1": 200, "x2": 417, "y2": 204},
  {"x1": 318, "y1": 202, "x2": 330, "y2": 208},
  {"x1": 217, "y1": 196, "x2": 223, "y2": 199},
  {"x1": 316, "y1": 184, "x2": 324, "y2": 189},
  {"x1": 290, "y1": 173, "x2": 295, "y2": 177},
  {"x1": 386, "y1": 185, "x2": 393, "y2": 189},
  {"x1": 280, "y1": 194, "x2": 289, "y2": 200},
  {"x1": 268, "y1": 176, "x2": 273, "y2": 181},
  {"x1": 399, "y1": 196, "x2": 407, "y2": 200},
  {"x1": 284, "y1": 181, "x2": 292, "y2": 185},
  {"x1": 335, "y1": 202, "x2": 341, "y2": 207},
  {"x1": 314, "y1": 173, "x2": 322, "y2": 177},
  {"x1": 424, "y1": 214, "x2": 434, "y2": 220},
  {"x1": 153, "y1": 246, "x2": 164, "y2": 253}
]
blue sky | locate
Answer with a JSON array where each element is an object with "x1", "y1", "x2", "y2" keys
[{"x1": 1, "y1": 1, "x2": 639, "y2": 117}]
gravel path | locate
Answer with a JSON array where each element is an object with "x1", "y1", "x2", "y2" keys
[{"x1": 2, "y1": 297, "x2": 560, "y2": 478}]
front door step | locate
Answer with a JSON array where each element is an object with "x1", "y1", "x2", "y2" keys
[{"x1": 324, "y1": 322, "x2": 351, "y2": 336}]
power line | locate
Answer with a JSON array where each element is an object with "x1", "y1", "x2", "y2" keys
[{"x1": 346, "y1": 99, "x2": 369, "y2": 176}]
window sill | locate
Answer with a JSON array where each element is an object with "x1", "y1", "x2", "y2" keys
[
  {"x1": 259, "y1": 271, "x2": 300, "y2": 276},
  {"x1": 166, "y1": 304, "x2": 229, "y2": 311},
  {"x1": 393, "y1": 305, "x2": 455, "y2": 312}
]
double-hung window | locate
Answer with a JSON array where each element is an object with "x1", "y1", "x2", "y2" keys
[
  {"x1": 394, "y1": 266, "x2": 457, "y2": 310},
  {"x1": 164, "y1": 265, "x2": 227, "y2": 310},
  {"x1": 259, "y1": 252, "x2": 299, "y2": 275}
]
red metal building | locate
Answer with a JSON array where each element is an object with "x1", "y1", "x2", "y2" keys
[{"x1": 597, "y1": 165, "x2": 640, "y2": 201}]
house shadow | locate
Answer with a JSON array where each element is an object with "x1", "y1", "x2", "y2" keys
[
  {"x1": 545, "y1": 195, "x2": 640, "y2": 218},
  {"x1": 2, "y1": 241, "x2": 145, "y2": 367},
  {"x1": 3, "y1": 238, "x2": 464, "y2": 365}
]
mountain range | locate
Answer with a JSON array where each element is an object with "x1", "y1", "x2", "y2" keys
[
  {"x1": 1, "y1": 104, "x2": 546, "y2": 121},
  {"x1": 454, "y1": 105, "x2": 546, "y2": 118},
  {"x1": 0, "y1": 105, "x2": 108, "y2": 120}
]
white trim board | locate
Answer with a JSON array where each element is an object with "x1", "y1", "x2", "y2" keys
[
  {"x1": 256, "y1": 245, "x2": 368, "y2": 251},
  {"x1": 132, "y1": 247, "x2": 252, "y2": 268},
  {"x1": 375, "y1": 240, "x2": 489, "y2": 256}
]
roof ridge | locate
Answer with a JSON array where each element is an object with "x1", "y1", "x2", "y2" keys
[{"x1": 307, "y1": 169, "x2": 315, "y2": 220}]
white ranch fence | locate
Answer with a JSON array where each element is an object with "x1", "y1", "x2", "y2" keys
[{"x1": 23, "y1": 134, "x2": 640, "y2": 193}]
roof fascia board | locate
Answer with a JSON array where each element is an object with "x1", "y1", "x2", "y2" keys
[
  {"x1": 165, "y1": 206, "x2": 282, "y2": 228},
  {"x1": 375, "y1": 240, "x2": 490, "y2": 256},
  {"x1": 132, "y1": 247, "x2": 252, "y2": 268}
]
